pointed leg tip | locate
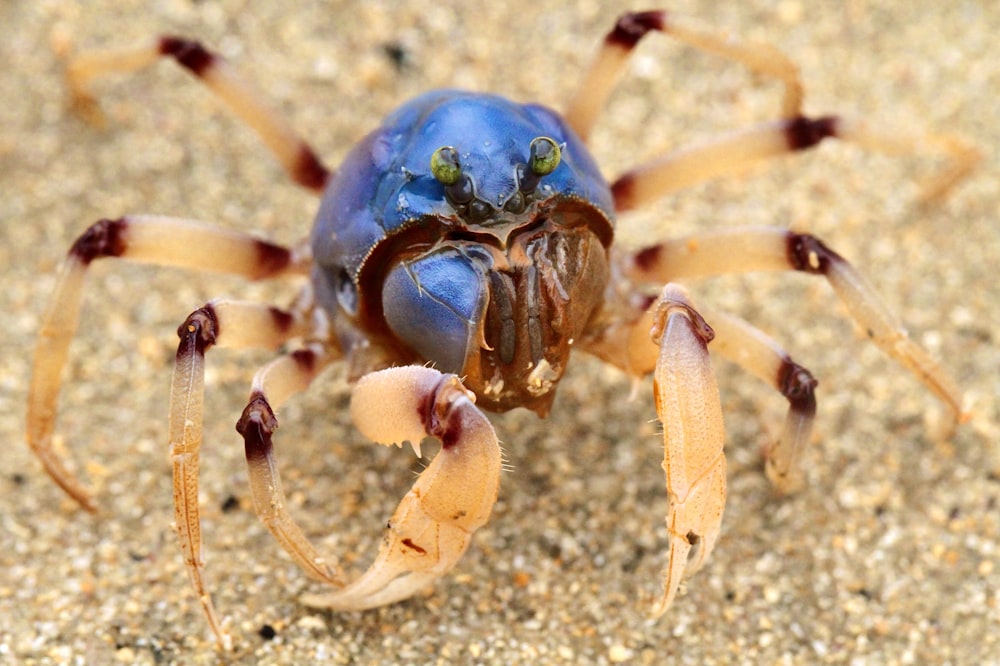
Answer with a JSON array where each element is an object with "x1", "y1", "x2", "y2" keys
[
  {"x1": 198, "y1": 598, "x2": 232, "y2": 651},
  {"x1": 299, "y1": 591, "x2": 338, "y2": 609},
  {"x1": 298, "y1": 587, "x2": 373, "y2": 611},
  {"x1": 648, "y1": 585, "x2": 680, "y2": 620},
  {"x1": 53, "y1": 477, "x2": 99, "y2": 514},
  {"x1": 764, "y1": 465, "x2": 805, "y2": 496},
  {"x1": 213, "y1": 633, "x2": 233, "y2": 652}
]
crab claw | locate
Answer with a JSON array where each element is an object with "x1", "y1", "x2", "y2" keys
[
  {"x1": 648, "y1": 286, "x2": 726, "y2": 617},
  {"x1": 301, "y1": 366, "x2": 502, "y2": 610}
]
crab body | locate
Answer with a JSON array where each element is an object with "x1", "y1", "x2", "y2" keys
[{"x1": 312, "y1": 90, "x2": 614, "y2": 413}]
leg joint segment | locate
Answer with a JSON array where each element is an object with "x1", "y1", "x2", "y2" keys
[
  {"x1": 608, "y1": 11, "x2": 666, "y2": 48},
  {"x1": 158, "y1": 36, "x2": 214, "y2": 76},
  {"x1": 777, "y1": 358, "x2": 818, "y2": 417},
  {"x1": 418, "y1": 375, "x2": 475, "y2": 450},
  {"x1": 176, "y1": 304, "x2": 219, "y2": 355},
  {"x1": 786, "y1": 232, "x2": 844, "y2": 275},
  {"x1": 236, "y1": 391, "x2": 278, "y2": 461},
  {"x1": 70, "y1": 218, "x2": 127, "y2": 264},
  {"x1": 785, "y1": 115, "x2": 839, "y2": 151}
]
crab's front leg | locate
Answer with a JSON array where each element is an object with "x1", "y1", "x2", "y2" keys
[
  {"x1": 261, "y1": 366, "x2": 502, "y2": 610},
  {"x1": 648, "y1": 285, "x2": 726, "y2": 616}
]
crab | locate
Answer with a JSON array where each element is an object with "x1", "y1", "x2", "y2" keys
[{"x1": 28, "y1": 10, "x2": 975, "y2": 649}]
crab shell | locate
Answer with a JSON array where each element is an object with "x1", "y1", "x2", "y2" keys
[{"x1": 311, "y1": 90, "x2": 616, "y2": 414}]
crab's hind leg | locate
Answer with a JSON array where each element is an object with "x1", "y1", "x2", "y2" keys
[
  {"x1": 699, "y1": 309, "x2": 818, "y2": 495},
  {"x1": 27, "y1": 215, "x2": 307, "y2": 512},
  {"x1": 64, "y1": 36, "x2": 329, "y2": 191},
  {"x1": 610, "y1": 116, "x2": 979, "y2": 212},
  {"x1": 565, "y1": 11, "x2": 977, "y2": 205},
  {"x1": 564, "y1": 10, "x2": 802, "y2": 142},
  {"x1": 235, "y1": 364, "x2": 502, "y2": 611},
  {"x1": 235, "y1": 343, "x2": 345, "y2": 586},
  {"x1": 626, "y1": 227, "x2": 966, "y2": 421},
  {"x1": 647, "y1": 286, "x2": 726, "y2": 616}
]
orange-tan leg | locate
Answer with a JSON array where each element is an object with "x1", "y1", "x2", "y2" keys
[
  {"x1": 564, "y1": 10, "x2": 803, "y2": 141},
  {"x1": 611, "y1": 117, "x2": 979, "y2": 211},
  {"x1": 700, "y1": 310, "x2": 817, "y2": 494},
  {"x1": 26, "y1": 215, "x2": 308, "y2": 512},
  {"x1": 646, "y1": 285, "x2": 726, "y2": 616},
  {"x1": 623, "y1": 226, "x2": 966, "y2": 420},
  {"x1": 600, "y1": 301, "x2": 817, "y2": 496},
  {"x1": 564, "y1": 10, "x2": 977, "y2": 207},
  {"x1": 235, "y1": 343, "x2": 344, "y2": 588},
  {"x1": 169, "y1": 298, "x2": 315, "y2": 649},
  {"x1": 66, "y1": 36, "x2": 330, "y2": 191}
]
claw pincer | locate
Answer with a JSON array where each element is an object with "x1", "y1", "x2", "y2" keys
[
  {"x1": 302, "y1": 367, "x2": 501, "y2": 609},
  {"x1": 649, "y1": 287, "x2": 725, "y2": 615}
]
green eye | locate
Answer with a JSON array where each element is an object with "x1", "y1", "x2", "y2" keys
[
  {"x1": 529, "y1": 137, "x2": 561, "y2": 175},
  {"x1": 430, "y1": 146, "x2": 462, "y2": 185}
]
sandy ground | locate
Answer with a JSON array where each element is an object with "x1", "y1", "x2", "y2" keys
[{"x1": 2, "y1": 1, "x2": 998, "y2": 664}]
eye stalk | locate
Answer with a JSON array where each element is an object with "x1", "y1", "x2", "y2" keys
[
  {"x1": 433, "y1": 137, "x2": 564, "y2": 214},
  {"x1": 529, "y1": 136, "x2": 561, "y2": 176},
  {"x1": 430, "y1": 146, "x2": 462, "y2": 185},
  {"x1": 518, "y1": 136, "x2": 562, "y2": 196},
  {"x1": 431, "y1": 146, "x2": 474, "y2": 204}
]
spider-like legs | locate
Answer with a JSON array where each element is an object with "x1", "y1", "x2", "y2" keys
[
  {"x1": 611, "y1": 117, "x2": 979, "y2": 210},
  {"x1": 235, "y1": 345, "x2": 344, "y2": 587},
  {"x1": 568, "y1": 9, "x2": 971, "y2": 617},
  {"x1": 625, "y1": 227, "x2": 965, "y2": 419},
  {"x1": 168, "y1": 298, "x2": 313, "y2": 649},
  {"x1": 65, "y1": 36, "x2": 330, "y2": 191},
  {"x1": 593, "y1": 300, "x2": 818, "y2": 496},
  {"x1": 566, "y1": 10, "x2": 978, "y2": 205},
  {"x1": 585, "y1": 225, "x2": 962, "y2": 614},
  {"x1": 565, "y1": 11, "x2": 803, "y2": 141},
  {"x1": 26, "y1": 215, "x2": 308, "y2": 511},
  {"x1": 233, "y1": 364, "x2": 502, "y2": 615},
  {"x1": 698, "y1": 310, "x2": 818, "y2": 494}
]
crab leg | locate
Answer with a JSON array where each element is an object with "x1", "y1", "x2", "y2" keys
[
  {"x1": 565, "y1": 10, "x2": 803, "y2": 141},
  {"x1": 297, "y1": 366, "x2": 502, "y2": 610},
  {"x1": 595, "y1": 302, "x2": 817, "y2": 495},
  {"x1": 647, "y1": 285, "x2": 725, "y2": 616},
  {"x1": 235, "y1": 344, "x2": 344, "y2": 586},
  {"x1": 169, "y1": 299, "x2": 312, "y2": 649},
  {"x1": 625, "y1": 226, "x2": 966, "y2": 420},
  {"x1": 27, "y1": 215, "x2": 307, "y2": 512},
  {"x1": 565, "y1": 11, "x2": 976, "y2": 204},
  {"x1": 698, "y1": 310, "x2": 818, "y2": 494},
  {"x1": 66, "y1": 37, "x2": 330, "y2": 191},
  {"x1": 611, "y1": 117, "x2": 979, "y2": 211}
]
